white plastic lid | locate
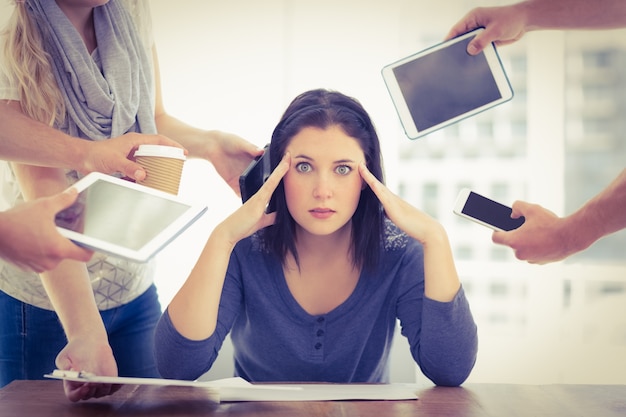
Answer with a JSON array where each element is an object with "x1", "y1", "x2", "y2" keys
[{"x1": 134, "y1": 145, "x2": 186, "y2": 160}]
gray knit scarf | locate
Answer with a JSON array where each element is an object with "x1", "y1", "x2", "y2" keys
[{"x1": 26, "y1": 0, "x2": 156, "y2": 139}]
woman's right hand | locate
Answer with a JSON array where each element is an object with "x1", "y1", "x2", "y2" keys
[
  {"x1": 216, "y1": 153, "x2": 290, "y2": 246},
  {"x1": 55, "y1": 336, "x2": 120, "y2": 402},
  {"x1": 165, "y1": 153, "x2": 291, "y2": 342}
]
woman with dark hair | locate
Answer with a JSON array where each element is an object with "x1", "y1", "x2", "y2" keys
[
  {"x1": 155, "y1": 89, "x2": 478, "y2": 386},
  {"x1": 264, "y1": 89, "x2": 385, "y2": 274}
]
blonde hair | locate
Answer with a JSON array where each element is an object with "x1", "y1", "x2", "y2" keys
[{"x1": 2, "y1": 1, "x2": 65, "y2": 126}]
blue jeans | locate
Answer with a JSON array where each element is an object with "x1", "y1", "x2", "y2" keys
[{"x1": 0, "y1": 284, "x2": 162, "y2": 388}]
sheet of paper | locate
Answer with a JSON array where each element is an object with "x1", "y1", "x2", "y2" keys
[
  {"x1": 44, "y1": 370, "x2": 418, "y2": 402},
  {"x1": 220, "y1": 382, "x2": 419, "y2": 401}
]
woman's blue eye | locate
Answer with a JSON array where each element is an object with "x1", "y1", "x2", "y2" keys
[
  {"x1": 295, "y1": 162, "x2": 312, "y2": 173},
  {"x1": 335, "y1": 165, "x2": 352, "y2": 175}
]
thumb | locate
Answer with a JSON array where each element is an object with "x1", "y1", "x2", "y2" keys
[
  {"x1": 120, "y1": 159, "x2": 147, "y2": 182},
  {"x1": 55, "y1": 349, "x2": 72, "y2": 371},
  {"x1": 467, "y1": 33, "x2": 490, "y2": 55},
  {"x1": 53, "y1": 187, "x2": 79, "y2": 211},
  {"x1": 510, "y1": 200, "x2": 528, "y2": 218},
  {"x1": 467, "y1": 25, "x2": 502, "y2": 55}
]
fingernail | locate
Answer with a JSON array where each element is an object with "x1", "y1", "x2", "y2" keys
[{"x1": 467, "y1": 44, "x2": 479, "y2": 55}]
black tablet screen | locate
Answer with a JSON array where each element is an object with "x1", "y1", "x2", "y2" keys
[{"x1": 393, "y1": 37, "x2": 502, "y2": 131}]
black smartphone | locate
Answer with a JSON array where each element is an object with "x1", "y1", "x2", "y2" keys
[
  {"x1": 453, "y1": 188, "x2": 525, "y2": 232},
  {"x1": 239, "y1": 144, "x2": 273, "y2": 211}
]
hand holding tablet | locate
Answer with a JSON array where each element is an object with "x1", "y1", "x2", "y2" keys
[
  {"x1": 382, "y1": 28, "x2": 513, "y2": 139},
  {"x1": 55, "y1": 172, "x2": 207, "y2": 263}
]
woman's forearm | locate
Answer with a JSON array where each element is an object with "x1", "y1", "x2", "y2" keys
[
  {"x1": 39, "y1": 262, "x2": 108, "y2": 342},
  {"x1": 420, "y1": 224, "x2": 461, "y2": 303},
  {"x1": 11, "y1": 162, "x2": 108, "y2": 344},
  {"x1": 0, "y1": 101, "x2": 89, "y2": 171},
  {"x1": 166, "y1": 225, "x2": 235, "y2": 341}
]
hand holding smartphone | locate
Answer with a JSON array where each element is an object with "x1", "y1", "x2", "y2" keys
[{"x1": 453, "y1": 188, "x2": 524, "y2": 232}]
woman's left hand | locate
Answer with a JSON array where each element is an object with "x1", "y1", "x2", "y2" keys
[
  {"x1": 359, "y1": 164, "x2": 460, "y2": 302},
  {"x1": 359, "y1": 162, "x2": 441, "y2": 243}
]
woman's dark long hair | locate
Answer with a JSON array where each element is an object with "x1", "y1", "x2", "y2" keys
[{"x1": 260, "y1": 89, "x2": 385, "y2": 272}]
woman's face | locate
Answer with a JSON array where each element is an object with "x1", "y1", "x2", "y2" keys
[{"x1": 283, "y1": 125, "x2": 365, "y2": 238}]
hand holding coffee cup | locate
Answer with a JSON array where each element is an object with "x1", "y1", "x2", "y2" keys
[{"x1": 133, "y1": 145, "x2": 186, "y2": 195}]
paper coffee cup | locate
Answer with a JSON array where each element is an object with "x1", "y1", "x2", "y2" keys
[{"x1": 134, "y1": 145, "x2": 186, "y2": 195}]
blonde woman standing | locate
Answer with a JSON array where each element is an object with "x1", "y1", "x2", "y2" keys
[{"x1": 0, "y1": 0, "x2": 258, "y2": 402}]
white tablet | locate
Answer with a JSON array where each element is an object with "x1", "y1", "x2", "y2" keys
[
  {"x1": 55, "y1": 172, "x2": 207, "y2": 263},
  {"x1": 382, "y1": 28, "x2": 513, "y2": 139}
]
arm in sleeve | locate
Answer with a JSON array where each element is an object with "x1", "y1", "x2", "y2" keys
[
  {"x1": 417, "y1": 286, "x2": 478, "y2": 386},
  {"x1": 396, "y1": 244, "x2": 478, "y2": 386},
  {"x1": 154, "y1": 252, "x2": 244, "y2": 380}
]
